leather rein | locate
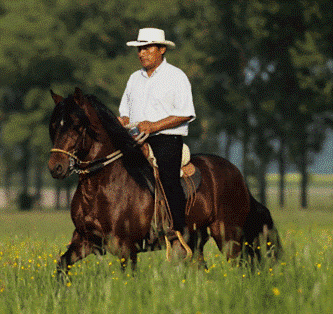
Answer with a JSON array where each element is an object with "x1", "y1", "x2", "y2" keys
[
  {"x1": 50, "y1": 148, "x2": 123, "y2": 175},
  {"x1": 50, "y1": 123, "x2": 148, "y2": 176}
]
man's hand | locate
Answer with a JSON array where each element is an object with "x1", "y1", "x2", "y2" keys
[
  {"x1": 118, "y1": 116, "x2": 129, "y2": 127},
  {"x1": 137, "y1": 121, "x2": 156, "y2": 135},
  {"x1": 137, "y1": 116, "x2": 192, "y2": 135}
]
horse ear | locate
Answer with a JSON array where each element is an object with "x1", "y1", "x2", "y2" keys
[
  {"x1": 50, "y1": 90, "x2": 63, "y2": 105},
  {"x1": 73, "y1": 87, "x2": 84, "y2": 107}
]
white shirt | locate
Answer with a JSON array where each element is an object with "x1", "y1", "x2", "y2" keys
[{"x1": 119, "y1": 59, "x2": 196, "y2": 136}]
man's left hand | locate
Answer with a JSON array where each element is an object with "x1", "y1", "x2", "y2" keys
[{"x1": 137, "y1": 121, "x2": 156, "y2": 135}]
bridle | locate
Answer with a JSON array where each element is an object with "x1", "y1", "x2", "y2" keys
[
  {"x1": 50, "y1": 148, "x2": 123, "y2": 175},
  {"x1": 50, "y1": 123, "x2": 148, "y2": 176}
]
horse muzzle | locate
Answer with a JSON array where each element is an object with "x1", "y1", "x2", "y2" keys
[{"x1": 48, "y1": 155, "x2": 71, "y2": 179}]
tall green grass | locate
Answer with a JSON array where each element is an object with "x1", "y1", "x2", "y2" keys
[{"x1": 1, "y1": 205, "x2": 333, "y2": 313}]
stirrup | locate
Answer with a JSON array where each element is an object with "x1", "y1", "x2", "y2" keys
[{"x1": 165, "y1": 231, "x2": 193, "y2": 262}]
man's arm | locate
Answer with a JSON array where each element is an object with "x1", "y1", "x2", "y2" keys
[
  {"x1": 118, "y1": 116, "x2": 130, "y2": 126},
  {"x1": 137, "y1": 116, "x2": 192, "y2": 135}
]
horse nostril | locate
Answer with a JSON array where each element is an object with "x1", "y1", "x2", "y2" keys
[
  {"x1": 56, "y1": 164, "x2": 63, "y2": 173},
  {"x1": 49, "y1": 162, "x2": 66, "y2": 179},
  {"x1": 56, "y1": 164, "x2": 63, "y2": 174}
]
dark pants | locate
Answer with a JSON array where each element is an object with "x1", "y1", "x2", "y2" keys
[{"x1": 146, "y1": 134, "x2": 186, "y2": 232}]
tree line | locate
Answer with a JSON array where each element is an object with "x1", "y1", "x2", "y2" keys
[{"x1": 0, "y1": 0, "x2": 332, "y2": 209}]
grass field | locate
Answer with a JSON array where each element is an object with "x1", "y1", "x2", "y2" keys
[{"x1": 1, "y1": 182, "x2": 333, "y2": 313}]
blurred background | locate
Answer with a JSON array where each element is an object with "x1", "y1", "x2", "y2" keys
[{"x1": 0, "y1": 0, "x2": 332, "y2": 211}]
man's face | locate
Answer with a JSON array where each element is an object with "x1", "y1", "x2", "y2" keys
[{"x1": 137, "y1": 44, "x2": 166, "y2": 73}]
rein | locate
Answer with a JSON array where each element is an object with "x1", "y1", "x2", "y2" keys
[
  {"x1": 50, "y1": 148, "x2": 123, "y2": 175},
  {"x1": 50, "y1": 126, "x2": 147, "y2": 176}
]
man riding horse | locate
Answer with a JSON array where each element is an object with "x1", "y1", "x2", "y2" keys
[
  {"x1": 118, "y1": 28, "x2": 196, "y2": 241},
  {"x1": 48, "y1": 29, "x2": 282, "y2": 274}
]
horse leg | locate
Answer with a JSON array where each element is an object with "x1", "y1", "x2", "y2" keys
[
  {"x1": 187, "y1": 227, "x2": 209, "y2": 269},
  {"x1": 119, "y1": 249, "x2": 137, "y2": 273},
  {"x1": 130, "y1": 250, "x2": 138, "y2": 272},
  {"x1": 167, "y1": 227, "x2": 193, "y2": 262},
  {"x1": 57, "y1": 229, "x2": 93, "y2": 275},
  {"x1": 210, "y1": 221, "x2": 242, "y2": 261},
  {"x1": 110, "y1": 238, "x2": 137, "y2": 273},
  {"x1": 209, "y1": 221, "x2": 224, "y2": 252}
]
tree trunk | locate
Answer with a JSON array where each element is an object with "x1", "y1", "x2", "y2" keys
[
  {"x1": 34, "y1": 161, "x2": 43, "y2": 207},
  {"x1": 300, "y1": 147, "x2": 308, "y2": 208},
  {"x1": 19, "y1": 142, "x2": 33, "y2": 210},
  {"x1": 66, "y1": 185, "x2": 71, "y2": 209},
  {"x1": 242, "y1": 138, "x2": 249, "y2": 185},
  {"x1": 55, "y1": 184, "x2": 61, "y2": 210},
  {"x1": 242, "y1": 111, "x2": 250, "y2": 184},
  {"x1": 4, "y1": 163, "x2": 12, "y2": 206},
  {"x1": 21, "y1": 142, "x2": 30, "y2": 195},
  {"x1": 258, "y1": 162, "x2": 267, "y2": 206},
  {"x1": 278, "y1": 138, "x2": 286, "y2": 208},
  {"x1": 224, "y1": 133, "x2": 232, "y2": 161}
]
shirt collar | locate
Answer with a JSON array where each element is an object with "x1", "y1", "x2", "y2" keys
[{"x1": 141, "y1": 58, "x2": 167, "y2": 78}]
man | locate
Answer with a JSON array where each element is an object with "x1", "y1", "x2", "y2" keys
[{"x1": 118, "y1": 28, "x2": 196, "y2": 238}]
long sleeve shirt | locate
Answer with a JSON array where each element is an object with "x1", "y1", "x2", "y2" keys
[{"x1": 119, "y1": 59, "x2": 196, "y2": 136}]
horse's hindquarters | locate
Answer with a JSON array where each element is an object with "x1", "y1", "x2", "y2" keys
[
  {"x1": 189, "y1": 154, "x2": 251, "y2": 228},
  {"x1": 188, "y1": 154, "x2": 251, "y2": 258}
]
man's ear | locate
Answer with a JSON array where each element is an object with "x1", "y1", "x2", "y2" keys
[{"x1": 160, "y1": 45, "x2": 167, "y2": 55}]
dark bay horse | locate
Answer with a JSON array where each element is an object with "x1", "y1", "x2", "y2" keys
[{"x1": 48, "y1": 87, "x2": 282, "y2": 272}]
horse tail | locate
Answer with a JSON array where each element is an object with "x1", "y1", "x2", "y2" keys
[{"x1": 242, "y1": 193, "x2": 283, "y2": 262}]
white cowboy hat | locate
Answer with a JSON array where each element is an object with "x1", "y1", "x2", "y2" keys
[{"x1": 126, "y1": 28, "x2": 175, "y2": 48}]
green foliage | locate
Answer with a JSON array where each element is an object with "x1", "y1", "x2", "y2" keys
[{"x1": 0, "y1": 0, "x2": 332, "y2": 208}]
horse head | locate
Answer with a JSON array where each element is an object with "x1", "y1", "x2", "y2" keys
[{"x1": 48, "y1": 87, "x2": 98, "y2": 179}]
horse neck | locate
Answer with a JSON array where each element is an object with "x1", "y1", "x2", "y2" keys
[
  {"x1": 87, "y1": 128, "x2": 116, "y2": 161},
  {"x1": 82, "y1": 101, "x2": 119, "y2": 162}
]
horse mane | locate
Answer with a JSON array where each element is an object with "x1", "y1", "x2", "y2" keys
[{"x1": 86, "y1": 95, "x2": 154, "y2": 190}]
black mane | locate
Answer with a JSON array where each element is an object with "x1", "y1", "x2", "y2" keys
[{"x1": 87, "y1": 95, "x2": 154, "y2": 189}]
